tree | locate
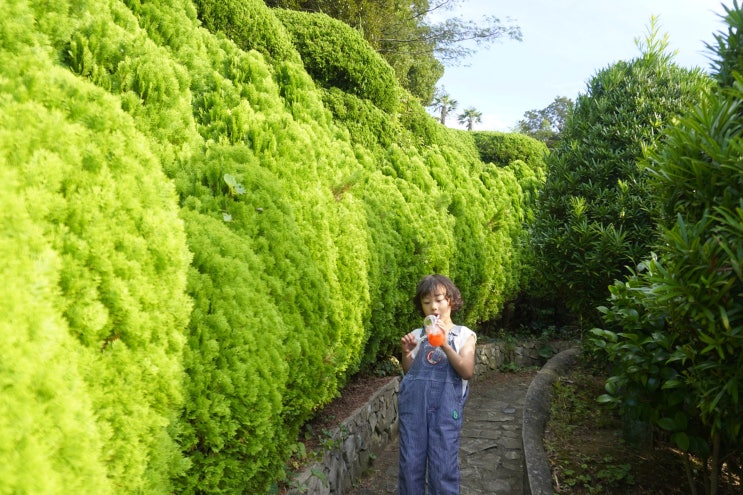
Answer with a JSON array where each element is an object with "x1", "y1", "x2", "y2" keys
[
  {"x1": 516, "y1": 95, "x2": 573, "y2": 149},
  {"x1": 380, "y1": 0, "x2": 522, "y2": 64},
  {"x1": 588, "y1": 8, "x2": 743, "y2": 487},
  {"x1": 457, "y1": 106, "x2": 482, "y2": 130},
  {"x1": 431, "y1": 88, "x2": 457, "y2": 124},
  {"x1": 266, "y1": 0, "x2": 521, "y2": 103},
  {"x1": 529, "y1": 18, "x2": 712, "y2": 326}
]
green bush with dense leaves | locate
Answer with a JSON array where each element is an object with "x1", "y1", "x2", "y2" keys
[
  {"x1": 0, "y1": 1, "x2": 193, "y2": 493},
  {"x1": 473, "y1": 131, "x2": 548, "y2": 173},
  {"x1": 0, "y1": 141, "x2": 111, "y2": 495},
  {"x1": 274, "y1": 8, "x2": 400, "y2": 113},
  {"x1": 191, "y1": 0, "x2": 299, "y2": 65},
  {"x1": 530, "y1": 21, "x2": 712, "y2": 325},
  {"x1": 1, "y1": 0, "x2": 541, "y2": 492},
  {"x1": 588, "y1": 5, "x2": 743, "y2": 494},
  {"x1": 472, "y1": 131, "x2": 548, "y2": 222}
]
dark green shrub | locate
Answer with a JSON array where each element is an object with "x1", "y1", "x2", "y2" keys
[
  {"x1": 588, "y1": 6, "x2": 743, "y2": 493},
  {"x1": 530, "y1": 21, "x2": 712, "y2": 325}
]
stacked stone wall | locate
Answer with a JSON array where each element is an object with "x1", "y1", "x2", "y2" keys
[{"x1": 285, "y1": 339, "x2": 575, "y2": 495}]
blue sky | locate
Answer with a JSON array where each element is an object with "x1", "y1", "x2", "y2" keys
[{"x1": 432, "y1": 0, "x2": 731, "y2": 131}]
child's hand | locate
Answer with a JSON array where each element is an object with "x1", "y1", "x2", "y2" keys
[{"x1": 400, "y1": 332, "x2": 419, "y2": 354}]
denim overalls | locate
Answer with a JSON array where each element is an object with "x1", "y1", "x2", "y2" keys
[{"x1": 398, "y1": 326, "x2": 469, "y2": 495}]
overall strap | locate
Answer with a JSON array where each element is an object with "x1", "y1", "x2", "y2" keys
[
  {"x1": 448, "y1": 325, "x2": 461, "y2": 353},
  {"x1": 418, "y1": 325, "x2": 462, "y2": 351}
]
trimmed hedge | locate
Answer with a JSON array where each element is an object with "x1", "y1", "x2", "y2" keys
[
  {"x1": 1, "y1": 1, "x2": 193, "y2": 492},
  {"x1": 2, "y1": 0, "x2": 539, "y2": 492},
  {"x1": 274, "y1": 8, "x2": 400, "y2": 113},
  {"x1": 472, "y1": 130, "x2": 549, "y2": 174}
]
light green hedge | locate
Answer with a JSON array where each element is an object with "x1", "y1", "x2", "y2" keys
[
  {"x1": 2, "y1": 0, "x2": 540, "y2": 492},
  {"x1": 472, "y1": 131, "x2": 549, "y2": 175},
  {"x1": 0, "y1": 135, "x2": 110, "y2": 495},
  {"x1": 0, "y1": 1, "x2": 193, "y2": 493},
  {"x1": 273, "y1": 8, "x2": 400, "y2": 113}
]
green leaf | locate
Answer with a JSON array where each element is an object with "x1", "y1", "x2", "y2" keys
[
  {"x1": 671, "y1": 432, "x2": 690, "y2": 451},
  {"x1": 657, "y1": 417, "x2": 677, "y2": 431},
  {"x1": 661, "y1": 379, "x2": 683, "y2": 389}
]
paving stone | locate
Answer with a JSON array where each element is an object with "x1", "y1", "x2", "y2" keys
[{"x1": 345, "y1": 370, "x2": 535, "y2": 495}]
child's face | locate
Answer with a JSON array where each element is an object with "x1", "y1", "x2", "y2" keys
[{"x1": 420, "y1": 285, "x2": 451, "y2": 320}]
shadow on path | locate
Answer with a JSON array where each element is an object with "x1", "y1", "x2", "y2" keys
[{"x1": 345, "y1": 370, "x2": 537, "y2": 495}]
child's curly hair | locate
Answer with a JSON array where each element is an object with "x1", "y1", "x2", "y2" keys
[{"x1": 413, "y1": 274, "x2": 463, "y2": 316}]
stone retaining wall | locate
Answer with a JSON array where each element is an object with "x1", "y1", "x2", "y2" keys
[
  {"x1": 522, "y1": 347, "x2": 580, "y2": 495},
  {"x1": 285, "y1": 339, "x2": 575, "y2": 495}
]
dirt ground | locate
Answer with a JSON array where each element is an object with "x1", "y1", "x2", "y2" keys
[{"x1": 544, "y1": 368, "x2": 741, "y2": 494}]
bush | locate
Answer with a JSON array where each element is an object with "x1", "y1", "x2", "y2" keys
[
  {"x1": 588, "y1": 6, "x2": 743, "y2": 493},
  {"x1": 472, "y1": 130, "x2": 549, "y2": 174},
  {"x1": 0, "y1": 138, "x2": 111, "y2": 495},
  {"x1": 193, "y1": 0, "x2": 299, "y2": 65},
  {"x1": 274, "y1": 8, "x2": 399, "y2": 113},
  {"x1": 530, "y1": 20, "x2": 712, "y2": 325},
  {"x1": 0, "y1": 3, "x2": 192, "y2": 491},
  {"x1": 3, "y1": 0, "x2": 541, "y2": 492}
]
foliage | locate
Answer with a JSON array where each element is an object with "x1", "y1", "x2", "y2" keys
[
  {"x1": 586, "y1": 6, "x2": 743, "y2": 494},
  {"x1": 192, "y1": 0, "x2": 299, "y2": 64},
  {"x1": 0, "y1": 127, "x2": 112, "y2": 495},
  {"x1": 457, "y1": 106, "x2": 482, "y2": 131},
  {"x1": 470, "y1": 131, "x2": 550, "y2": 319},
  {"x1": 320, "y1": 88, "x2": 402, "y2": 149},
  {"x1": 516, "y1": 95, "x2": 574, "y2": 149},
  {"x1": 471, "y1": 130, "x2": 548, "y2": 226},
  {"x1": 266, "y1": 0, "x2": 521, "y2": 104},
  {"x1": 471, "y1": 131, "x2": 548, "y2": 173},
  {"x1": 273, "y1": 8, "x2": 400, "y2": 113},
  {"x1": 2, "y1": 0, "x2": 541, "y2": 492},
  {"x1": 1, "y1": 1, "x2": 193, "y2": 492},
  {"x1": 529, "y1": 18, "x2": 713, "y2": 326},
  {"x1": 706, "y1": 0, "x2": 743, "y2": 89}
]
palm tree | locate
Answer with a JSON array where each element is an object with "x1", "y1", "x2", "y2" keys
[
  {"x1": 431, "y1": 90, "x2": 458, "y2": 125},
  {"x1": 457, "y1": 107, "x2": 482, "y2": 131}
]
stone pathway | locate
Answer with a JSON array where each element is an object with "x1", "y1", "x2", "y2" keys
[{"x1": 345, "y1": 370, "x2": 536, "y2": 495}]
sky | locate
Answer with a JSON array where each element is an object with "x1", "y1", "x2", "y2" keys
[{"x1": 431, "y1": 0, "x2": 731, "y2": 131}]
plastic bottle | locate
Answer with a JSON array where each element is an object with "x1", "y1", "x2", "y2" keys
[{"x1": 423, "y1": 314, "x2": 444, "y2": 347}]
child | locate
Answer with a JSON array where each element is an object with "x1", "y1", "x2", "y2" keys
[{"x1": 398, "y1": 274, "x2": 477, "y2": 495}]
